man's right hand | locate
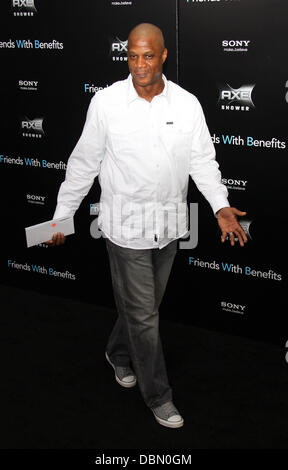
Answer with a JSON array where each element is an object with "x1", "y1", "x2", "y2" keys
[{"x1": 45, "y1": 232, "x2": 66, "y2": 246}]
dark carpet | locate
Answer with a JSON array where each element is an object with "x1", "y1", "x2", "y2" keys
[{"x1": 1, "y1": 283, "x2": 288, "y2": 450}]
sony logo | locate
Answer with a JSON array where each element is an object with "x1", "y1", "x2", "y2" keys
[
  {"x1": 221, "y1": 302, "x2": 246, "y2": 312},
  {"x1": 222, "y1": 40, "x2": 250, "y2": 47},
  {"x1": 19, "y1": 80, "x2": 38, "y2": 87},
  {"x1": 26, "y1": 194, "x2": 45, "y2": 201},
  {"x1": 222, "y1": 178, "x2": 248, "y2": 187}
]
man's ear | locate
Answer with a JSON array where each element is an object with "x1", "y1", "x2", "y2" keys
[{"x1": 162, "y1": 48, "x2": 168, "y2": 64}]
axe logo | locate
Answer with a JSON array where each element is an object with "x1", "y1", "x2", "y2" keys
[
  {"x1": 239, "y1": 219, "x2": 253, "y2": 241},
  {"x1": 223, "y1": 219, "x2": 253, "y2": 242},
  {"x1": 21, "y1": 117, "x2": 44, "y2": 138},
  {"x1": 12, "y1": 0, "x2": 37, "y2": 16},
  {"x1": 218, "y1": 83, "x2": 255, "y2": 111},
  {"x1": 110, "y1": 37, "x2": 128, "y2": 62}
]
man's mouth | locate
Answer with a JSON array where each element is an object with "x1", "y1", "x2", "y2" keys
[{"x1": 135, "y1": 72, "x2": 148, "y2": 78}]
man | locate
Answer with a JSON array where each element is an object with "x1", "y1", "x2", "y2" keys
[{"x1": 46, "y1": 23, "x2": 247, "y2": 428}]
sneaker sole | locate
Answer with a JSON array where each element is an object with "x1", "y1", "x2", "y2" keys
[
  {"x1": 105, "y1": 352, "x2": 137, "y2": 388},
  {"x1": 151, "y1": 409, "x2": 184, "y2": 429}
]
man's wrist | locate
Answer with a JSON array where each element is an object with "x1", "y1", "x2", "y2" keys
[{"x1": 216, "y1": 206, "x2": 230, "y2": 217}]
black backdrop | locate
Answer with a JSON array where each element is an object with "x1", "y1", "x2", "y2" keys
[{"x1": 0, "y1": 0, "x2": 286, "y2": 344}]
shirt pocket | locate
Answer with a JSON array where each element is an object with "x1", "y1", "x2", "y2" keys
[
  {"x1": 161, "y1": 121, "x2": 193, "y2": 157},
  {"x1": 108, "y1": 123, "x2": 144, "y2": 156},
  {"x1": 175, "y1": 122, "x2": 194, "y2": 150}
]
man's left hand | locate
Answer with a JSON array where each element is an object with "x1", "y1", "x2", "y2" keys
[{"x1": 217, "y1": 207, "x2": 248, "y2": 247}]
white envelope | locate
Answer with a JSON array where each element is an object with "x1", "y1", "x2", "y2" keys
[{"x1": 25, "y1": 216, "x2": 74, "y2": 248}]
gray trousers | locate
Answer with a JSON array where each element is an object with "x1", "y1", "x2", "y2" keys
[{"x1": 105, "y1": 237, "x2": 178, "y2": 409}]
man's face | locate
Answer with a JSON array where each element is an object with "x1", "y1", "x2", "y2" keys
[{"x1": 127, "y1": 34, "x2": 167, "y2": 88}]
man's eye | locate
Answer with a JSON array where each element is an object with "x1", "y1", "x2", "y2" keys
[{"x1": 146, "y1": 55, "x2": 153, "y2": 59}]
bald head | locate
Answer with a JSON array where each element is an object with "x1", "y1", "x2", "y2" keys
[
  {"x1": 128, "y1": 23, "x2": 165, "y2": 51},
  {"x1": 127, "y1": 23, "x2": 167, "y2": 93}
]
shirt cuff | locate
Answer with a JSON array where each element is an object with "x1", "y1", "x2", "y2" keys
[
  {"x1": 53, "y1": 204, "x2": 74, "y2": 220},
  {"x1": 209, "y1": 196, "x2": 230, "y2": 217}
]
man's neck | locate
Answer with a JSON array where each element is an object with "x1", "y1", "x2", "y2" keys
[{"x1": 133, "y1": 78, "x2": 165, "y2": 103}]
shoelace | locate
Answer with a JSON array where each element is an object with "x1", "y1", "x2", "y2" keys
[{"x1": 155, "y1": 401, "x2": 178, "y2": 419}]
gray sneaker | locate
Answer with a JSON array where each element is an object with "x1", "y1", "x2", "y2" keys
[
  {"x1": 105, "y1": 352, "x2": 137, "y2": 388},
  {"x1": 151, "y1": 401, "x2": 184, "y2": 428}
]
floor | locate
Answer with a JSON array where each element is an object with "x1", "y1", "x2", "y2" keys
[{"x1": 1, "y1": 283, "x2": 288, "y2": 449}]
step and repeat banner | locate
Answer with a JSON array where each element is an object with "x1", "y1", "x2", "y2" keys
[
  {"x1": 176, "y1": 0, "x2": 286, "y2": 343},
  {"x1": 0, "y1": 0, "x2": 286, "y2": 343}
]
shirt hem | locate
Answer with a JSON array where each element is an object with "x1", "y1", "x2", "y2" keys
[{"x1": 100, "y1": 229, "x2": 189, "y2": 250}]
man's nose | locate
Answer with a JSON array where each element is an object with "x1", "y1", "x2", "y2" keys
[{"x1": 135, "y1": 56, "x2": 146, "y2": 68}]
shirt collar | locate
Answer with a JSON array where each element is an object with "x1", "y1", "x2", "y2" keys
[{"x1": 127, "y1": 73, "x2": 169, "y2": 105}]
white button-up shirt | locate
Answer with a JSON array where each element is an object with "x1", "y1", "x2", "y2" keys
[{"x1": 53, "y1": 74, "x2": 229, "y2": 249}]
